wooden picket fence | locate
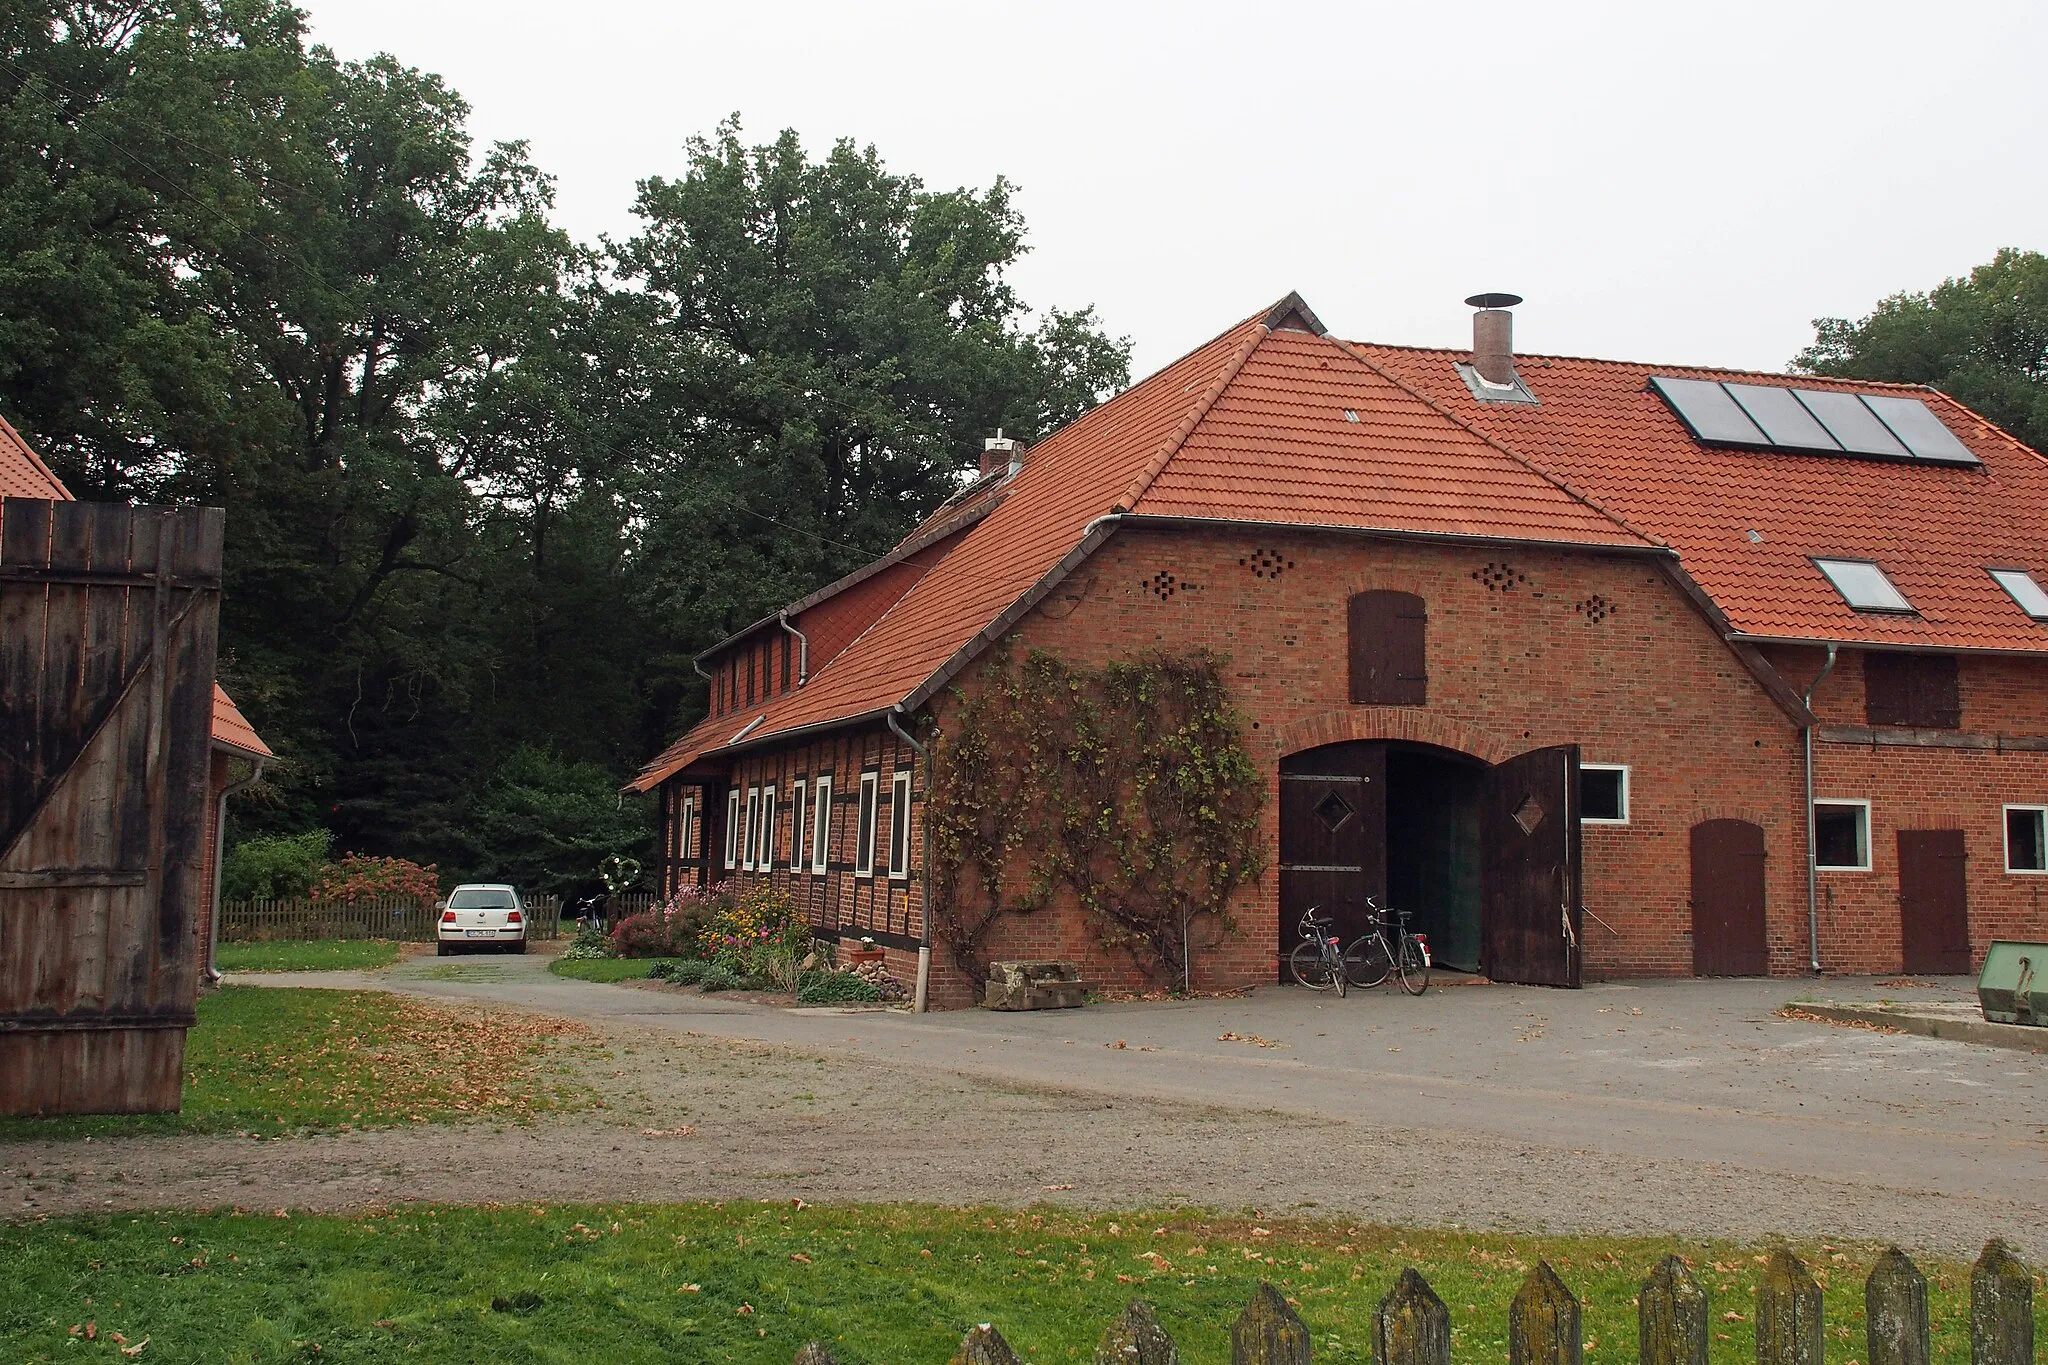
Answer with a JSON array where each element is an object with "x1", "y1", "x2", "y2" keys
[
  {"x1": 219, "y1": 894, "x2": 565, "y2": 943},
  {"x1": 788, "y1": 1241, "x2": 2035, "y2": 1365}
]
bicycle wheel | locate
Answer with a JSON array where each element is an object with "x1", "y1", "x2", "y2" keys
[
  {"x1": 1396, "y1": 935, "x2": 1430, "y2": 995},
  {"x1": 1334, "y1": 952, "x2": 1347, "y2": 997},
  {"x1": 1342, "y1": 935, "x2": 1393, "y2": 988},
  {"x1": 1289, "y1": 940, "x2": 1337, "y2": 990}
]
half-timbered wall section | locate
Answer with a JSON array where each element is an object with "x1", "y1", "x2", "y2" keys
[{"x1": 658, "y1": 723, "x2": 925, "y2": 956}]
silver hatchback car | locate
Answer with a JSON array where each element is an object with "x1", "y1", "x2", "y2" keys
[{"x1": 436, "y1": 883, "x2": 526, "y2": 955}]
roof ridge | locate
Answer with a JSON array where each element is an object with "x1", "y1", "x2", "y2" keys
[
  {"x1": 1344, "y1": 341, "x2": 1942, "y2": 393},
  {"x1": 1112, "y1": 320, "x2": 1270, "y2": 514},
  {"x1": 1326, "y1": 336, "x2": 1666, "y2": 550}
]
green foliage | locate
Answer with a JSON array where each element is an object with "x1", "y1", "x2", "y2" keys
[
  {"x1": 309, "y1": 853, "x2": 440, "y2": 903},
  {"x1": 0, "y1": 1206, "x2": 2017, "y2": 1365},
  {"x1": 797, "y1": 969, "x2": 882, "y2": 1004},
  {"x1": 219, "y1": 829, "x2": 331, "y2": 901},
  {"x1": 929, "y1": 649, "x2": 1267, "y2": 986},
  {"x1": 658, "y1": 958, "x2": 711, "y2": 986},
  {"x1": 214, "y1": 938, "x2": 398, "y2": 973},
  {"x1": 458, "y1": 746, "x2": 654, "y2": 898},
  {"x1": 699, "y1": 882, "x2": 811, "y2": 987},
  {"x1": 559, "y1": 918, "x2": 614, "y2": 960},
  {"x1": 696, "y1": 965, "x2": 743, "y2": 993},
  {"x1": 0, "y1": 12, "x2": 1130, "y2": 882},
  {"x1": 612, "y1": 883, "x2": 728, "y2": 958},
  {"x1": 1797, "y1": 248, "x2": 2048, "y2": 451}
]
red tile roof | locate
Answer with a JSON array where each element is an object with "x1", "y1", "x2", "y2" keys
[
  {"x1": 633, "y1": 294, "x2": 2048, "y2": 790},
  {"x1": 1350, "y1": 344, "x2": 2048, "y2": 652},
  {"x1": 0, "y1": 418, "x2": 271, "y2": 758}
]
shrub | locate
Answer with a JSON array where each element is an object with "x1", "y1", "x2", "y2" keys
[
  {"x1": 699, "y1": 883, "x2": 812, "y2": 988},
  {"x1": 697, "y1": 966, "x2": 740, "y2": 993},
  {"x1": 221, "y1": 830, "x2": 332, "y2": 901},
  {"x1": 560, "y1": 920, "x2": 613, "y2": 961},
  {"x1": 662, "y1": 959, "x2": 710, "y2": 986},
  {"x1": 797, "y1": 970, "x2": 881, "y2": 1005},
  {"x1": 613, "y1": 883, "x2": 729, "y2": 959},
  {"x1": 310, "y1": 854, "x2": 440, "y2": 904}
]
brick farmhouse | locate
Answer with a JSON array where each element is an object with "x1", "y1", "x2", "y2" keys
[{"x1": 633, "y1": 295, "x2": 2048, "y2": 1007}]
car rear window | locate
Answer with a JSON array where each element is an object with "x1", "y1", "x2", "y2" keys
[{"x1": 448, "y1": 888, "x2": 517, "y2": 909}]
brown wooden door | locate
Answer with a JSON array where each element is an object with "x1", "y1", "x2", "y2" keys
[
  {"x1": 1898, "y1": 829, "x2": 1970, "y2": 974},
  {"x1": 1691, "y1": 819, "x2": 1768, "y2": 975},
  {"x1": 1278, "y1": 743, "x2": 1386, "y2": 973},
  {"x1": 1481, "y1": 744, "x2": 1581, "y2": 987}
]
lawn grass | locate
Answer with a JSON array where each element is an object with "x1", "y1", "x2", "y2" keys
[
  {"x1": 1, "y1": 1204, "x2": 2035, "y2": 1365},
  {"x1": 0, "y1": 987, "x2": 595, "y2": 1142},
  {"x1": 215, "y1": 939, "x2": 401, "y2": 973},
  {"x1": 549, "y1": 956, "x2": 662, "y2": 982}
]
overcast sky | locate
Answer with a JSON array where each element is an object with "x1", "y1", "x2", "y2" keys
[{"x1": 300, "y1": 0, "x2": 2047, "y2": 379}]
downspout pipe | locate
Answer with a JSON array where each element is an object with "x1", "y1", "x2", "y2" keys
[
  {"x1": 886, "y1": 706, "x2": 932, "y2": 1013},
  {"x1": 1802, "y1": 644, "x2": 1839, "y2": 975},
  {"x1": 778, "y1": 610, "x2": 810, "y2": 686},
  {"x1": 205, "y1": 755, "x2": 268, "y2": 984}
]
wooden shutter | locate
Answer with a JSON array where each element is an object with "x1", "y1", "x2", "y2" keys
[
  {"x1": 1348, "y1": 590, "x2": 1427, "y2": 705},
  {"x1": 1865, "y1": 653, "x2": 1959, "y2": 728},
  {"x1": 1911, "y1": 655, "x2": 1960, "y2": 728}
]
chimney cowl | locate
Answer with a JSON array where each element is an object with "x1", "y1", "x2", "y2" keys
[{"x1": 981, "y1": 429, "x2": 1023, "y2": 479}]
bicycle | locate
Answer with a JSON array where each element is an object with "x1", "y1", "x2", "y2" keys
[
  {"x1": 1286, "y1": 905, "x2": 1349, "y2": 997},
  {"x1": 1341, "y1": 897, "x2": 1431, "y2": 995}
]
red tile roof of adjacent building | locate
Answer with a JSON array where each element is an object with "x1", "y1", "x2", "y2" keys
[
  {"x1": 632, "y1": 293, "x2": 2048, "y2": 791},
  {"x1": 0, "y1": 418, "x2": 272, "y2": 759}
]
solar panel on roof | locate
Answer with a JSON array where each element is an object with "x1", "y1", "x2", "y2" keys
[
  {"x1": 1791, "y1": 389, "x2": 1911, "y2": 458},
  {"x1": 1859, "y1": 395, "x2": 1980, "y2": 466},
  {"x1": 1648, "y1": 376, "x2": 1767, "y2": 445},
  {"x1": 1725, "y1": 383, "x2": 1841, "y2": 451}
]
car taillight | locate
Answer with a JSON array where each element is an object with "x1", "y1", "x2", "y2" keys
[
  {"x1": 505, "y1": 911, "x2": 522, "y2": 924},
  {"x1": 441, "y1": 910, "x2": 456, "y2": 924}
]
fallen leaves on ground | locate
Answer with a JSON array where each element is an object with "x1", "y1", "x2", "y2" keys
[
  {"x1": 1217, "y1": 1031, "x2": 1284, "y2": 1049},
  {"x1": 1776, "y1": 1006, "x2": 1904, "y2": 1036}
]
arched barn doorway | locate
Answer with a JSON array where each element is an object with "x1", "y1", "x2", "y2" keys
[{"x1": 1279, "y1": 739, "x2": 1582, "y2": 986}]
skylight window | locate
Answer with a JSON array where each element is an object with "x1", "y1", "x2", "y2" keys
[
  {"x1": 1814, "y1": 558, "x2": 1913, "y2": 614},
  {"x1": 1990, "y1": 568, "x2": 2048, "y2": 620}
]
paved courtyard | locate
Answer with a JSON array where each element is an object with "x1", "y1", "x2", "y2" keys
[{"x1": 5, "y1": 952, "x2": 2042, "y2": 1256}]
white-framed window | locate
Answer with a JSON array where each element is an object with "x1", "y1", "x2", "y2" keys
[
  {"x1": 1813, "y1": 799, "x2": 1871, "y2": 871},
  {"x1": 742, "y1": 786, "x2": 760, "y2": 871},
  {"x1": 855, "y1": 771, "x2": 879, "y2": 878},
  {"x1": 811, "y1": 775, "x2": 832, "y2": 874},
  {"x1": 888, "y1": 770, "x2": 913, "y2": 879},
  {"x1": 791, "y1": 779, "x2": 808, "y2": 871},
  {"x1": 1814, "y1": 558, "x2": 1914, "y2": 614},
  {"x1": 679, "y1": 795, "x2": 695, "y2": 863},
  {"x1": 2005, "y1": 805, "x2": 2047, "y2": 874},
  {"x1": 723, "y1": 789, "x2": 740, "y2": 870},
  {"x1": 1580, "y1": 764, "x2": 1629, "y2": 825},
  {"x1": 1989, "y1": 568, "x2": 2048, "y2": 621},
  {"x1": 756, "y1": 784, "x2": 776, "y2": 871}
]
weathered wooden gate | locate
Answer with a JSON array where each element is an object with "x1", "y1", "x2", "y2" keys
[{"x1": 0, "y1": 499, "x2": 221, "y2": 1114}]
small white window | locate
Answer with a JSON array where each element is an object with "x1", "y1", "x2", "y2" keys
[
  {"x1": 791, "y1": 779, "x2": 808, "y2": 871},
  {"x1": 888, "y1": 771, "x2": 913, "y2": 879},
  {"x1": 1814, "y1": 558, "x2": 1913, "y2": 614},
  {"x1": 1990, "y1": 568, "x2": 2048, "y2": 621},
  {"x1": 723, "y1": 789, "x2": 740, "y2": 870},
  {"x1": 2006, "y1": 805, "x2": 2047, "y2": 874},
  {"x1": 811, "y1": 775, "x2": 832, "y2": 874},
  {"x1": 1580, "y1": 764, "x2": 1629, "y2": 825},
  {"x1": 742, "y1": 786, "x2": 760, "y2": 871},
  {"x1": 757, "y1": 785, "x2": 776, "y2": 871},
  {"x1": 855, "y1": 771, "x2": 879, "y2": 878},
  {"x1": 1813, "y1": 799, "x2": 1871, "y2": 871},
  {"x1": 679, "y1": 795, "x2": 695, "y2": 863}
]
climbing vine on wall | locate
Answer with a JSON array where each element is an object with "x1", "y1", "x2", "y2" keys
[{"x1": 927, "y1": 648, "x2": 1267, "y2": 989}]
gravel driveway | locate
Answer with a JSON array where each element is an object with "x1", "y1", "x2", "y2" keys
[{"x1": 5, "y1": 952, "x2": 2043, "y2": 1258}]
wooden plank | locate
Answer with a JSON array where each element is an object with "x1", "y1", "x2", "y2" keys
[
  {"x1": 0, "y1": 870, "x2": 145, "y2": 888},
  {"x1": 0, "y1": 1027, "x2": 185, "y2": 1115},
  {"x1": 0, "y1": 499, "x2": 52, "y2": 851}
]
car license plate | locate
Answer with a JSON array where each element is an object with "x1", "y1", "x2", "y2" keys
[{"x1": 464, "y1": 929, "x2": 493, "y2": 938}]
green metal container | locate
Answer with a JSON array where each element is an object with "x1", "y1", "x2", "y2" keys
[{"x1": 1978, "y1": 941, "x2": 2046, "y2": 1026}]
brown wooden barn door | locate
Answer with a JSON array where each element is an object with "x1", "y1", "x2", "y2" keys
[
  {"x1": 1897, "y1": 829, "x2": 1970, "y2": 974},
  {"x1": 1278, "y1": 743, "x2": 1386, "y2": 975},
  {"x1": 0, "y1": 499, "x2": 221, "y2": 1115},
  {"x1": 1481, "y1": 744, "x2": 1581, "y2": 987},
  {"x1": 1690, "y1": 819, "x2": 1768, "y2": 975}
]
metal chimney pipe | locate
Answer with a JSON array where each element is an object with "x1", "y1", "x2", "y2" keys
[{"x1": 1465, "y1": 292, "x2": 1524, "y2": 387}]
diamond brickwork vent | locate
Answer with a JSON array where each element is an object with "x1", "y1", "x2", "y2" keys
[
  {"x1": 1243, "y1": 548, "x2": 1295, "y2": 580},
  {"x1": 1474, "y1": 562, "x2": 1527, "y2": 592},
  {"x1": 1143, "y1": 571, "x2": 1189, "y2": 600},
  {"x1": 1314, "y1": 790, "x2": 1355, "y2": 831},
  {"x1": 1575, "y1": 594, "x2": 1615, "y2": 624},
  {"x1": 1512, "y1": 793, "x2": 1546, "y2": 835}
]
